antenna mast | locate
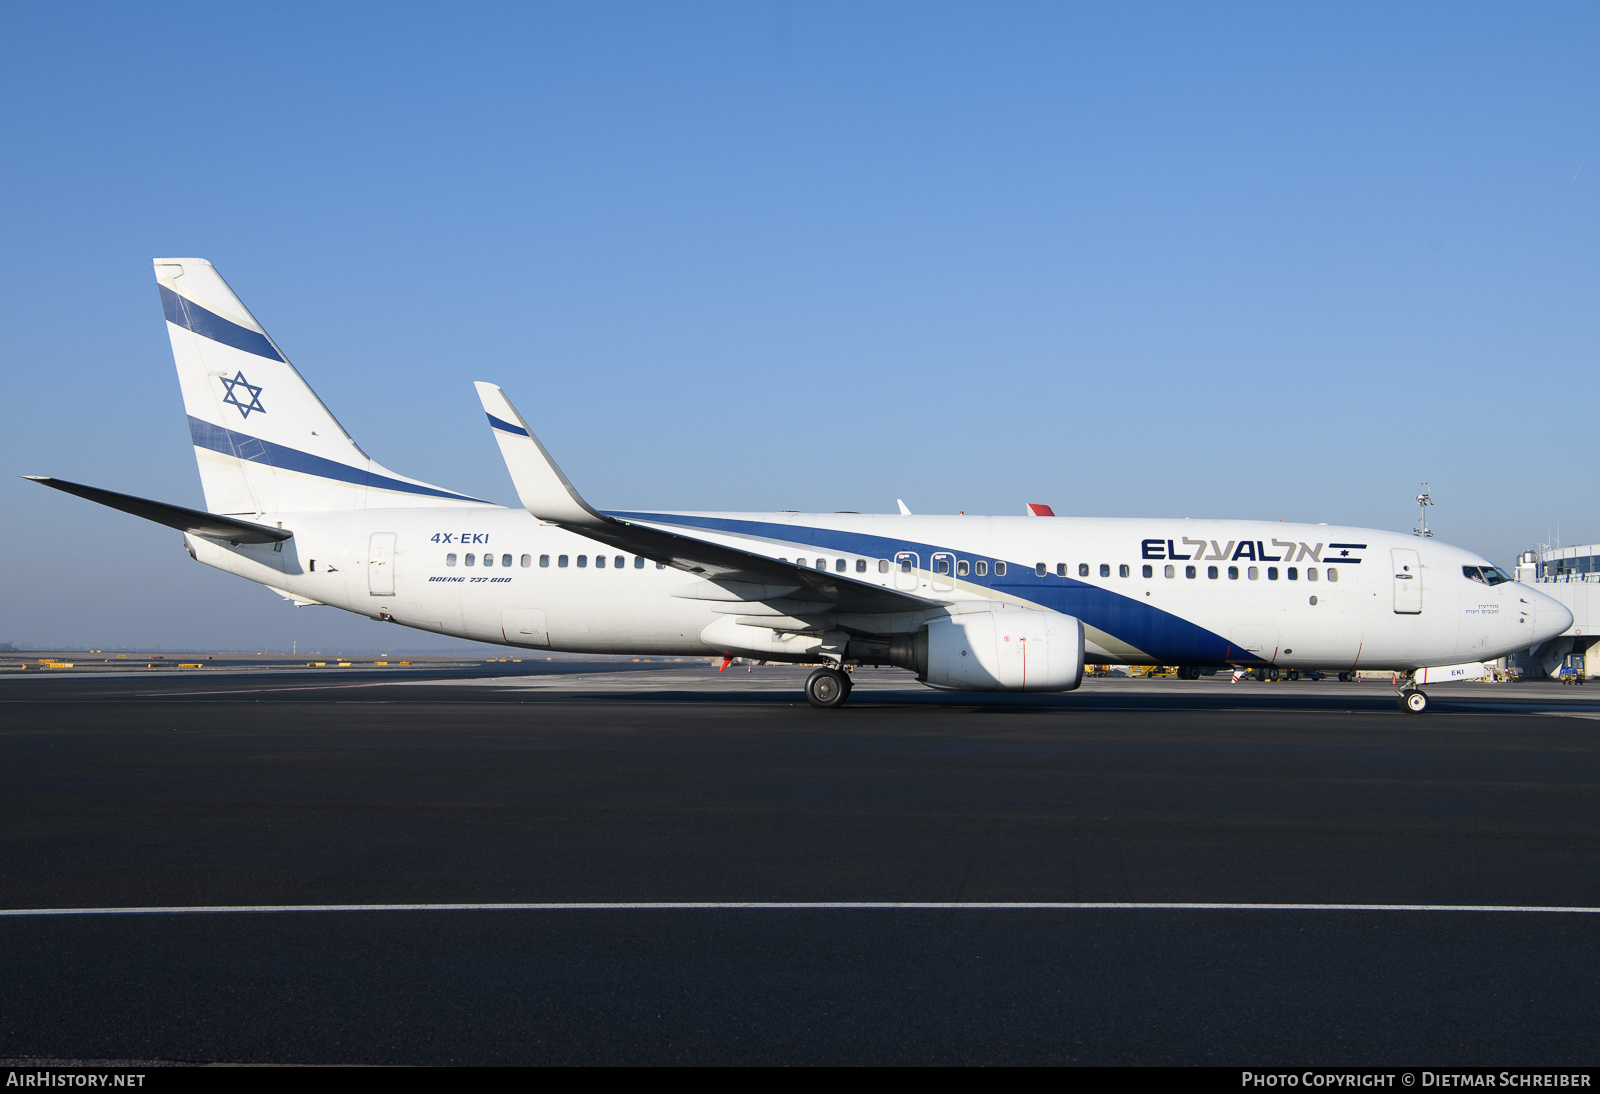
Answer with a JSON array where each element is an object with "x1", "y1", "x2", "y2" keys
[{"x1": 1413, "y1": 483, "x2": 1433, "y2": 538}]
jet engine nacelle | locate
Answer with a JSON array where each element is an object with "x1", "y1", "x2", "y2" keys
[{"x1": 858, "y1": 607, "x2": 1085, "y2": 692}]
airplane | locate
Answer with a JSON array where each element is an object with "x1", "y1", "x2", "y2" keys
[{"x1": 25, "y1": 258, "x2": 1575, "y2": 713}]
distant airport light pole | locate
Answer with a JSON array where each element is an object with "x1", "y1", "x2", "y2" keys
[{"x1": 1413, "y1": 483, "x2": 1434, "y2": 538}]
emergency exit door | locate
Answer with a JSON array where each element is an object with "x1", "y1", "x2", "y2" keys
[
  {"x1": 1391, "y1": 547, "x2": 1422, "y2": 614},
  {"x1": 368, "y1": 533, "x2": 396, "y2": 596}
]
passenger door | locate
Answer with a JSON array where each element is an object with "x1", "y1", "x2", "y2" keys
[
  {"x1": 931, "y1": 552, "x2": 956, "y2": 593},
  {"x1": 1391, "y1": 548, "x2": 1422, "y2": 614},
  {"x1": 368, "y1": 533, "x2": 396, "y2": 596}
]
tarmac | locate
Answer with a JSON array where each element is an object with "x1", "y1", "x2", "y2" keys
[{"x1": 2, "y1": 661, "x2": 1598, "y2": 1064}]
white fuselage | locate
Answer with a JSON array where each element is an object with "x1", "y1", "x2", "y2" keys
[{"x1": 185, "y1": 507, "x2": 1569, "y2": 671}]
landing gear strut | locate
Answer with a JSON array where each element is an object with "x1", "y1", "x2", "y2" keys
[
  {"x1": 1398, "y1": 688, "x2": 1429, "y2": 714},
  {"x1": 805, "y1": 667, "x2": 851, "y2": 709}
]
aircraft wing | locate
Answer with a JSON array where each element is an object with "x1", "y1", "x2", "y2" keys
[
  {"x1": 473, "y1": 383, "x2": 933, "y2": 617},
  {"x1": 24, "y1": 476, "x2": 293, "y2": 544}
]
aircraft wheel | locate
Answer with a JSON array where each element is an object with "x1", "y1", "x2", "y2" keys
[
  {"x1": 1287, "y1": 669, "x2": 1300, "y2": 682},
  {"x1": 1399, "y1": 690, "x2": 1429, "y2": 714},
  {"x1": 806, "y1": 668, "x2": 850, "y2": 709},
  {"x1": 1268, "y1": 667, "x2": 1281, "y2": 682}
]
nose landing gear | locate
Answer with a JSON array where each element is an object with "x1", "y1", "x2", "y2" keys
[
  {"x1": 1398, "y1": 688, "x2": 1429, "y2": 714},
  {"x1": 805, "y1": 667, "x2": 852, "y2": 709}
]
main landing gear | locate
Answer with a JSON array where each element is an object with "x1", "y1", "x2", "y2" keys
[
  {"x1": 1398, "y1": 688, "x2": 1429, "y2": 714},
  {"x1": 805, "y1": 667, "x2": 852, "y2": 709}
]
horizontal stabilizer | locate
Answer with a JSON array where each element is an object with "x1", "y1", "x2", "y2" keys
[{"x1": 24, "y1": 476, "x2": 293, "y2": 544}]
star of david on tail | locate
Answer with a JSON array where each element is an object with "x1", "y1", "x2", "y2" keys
[{"x1": 219, "y1": 371, "x2": 264, "y2": 418}]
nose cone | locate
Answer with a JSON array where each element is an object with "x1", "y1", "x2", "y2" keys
[{"x1": 1531, "y1": 588, "x2": 1574, "y2": 644}]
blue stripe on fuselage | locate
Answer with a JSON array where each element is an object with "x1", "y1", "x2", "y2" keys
[
  {"x1": 159, "y1": 285, "x2": 287, "y2": 363},
  {"x1": 604, "y1": 510, "x2": 1257, "y2": 665},
  {"x1": 188, "y1": 416, "x2": 488, "y2": 503}
]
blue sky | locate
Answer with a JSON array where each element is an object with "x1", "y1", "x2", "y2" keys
[{"x1": 2, "y1": 2, "x2": 1595, "y2": 650}]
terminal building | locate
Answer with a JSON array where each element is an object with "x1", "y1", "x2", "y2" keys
[{"x1": 1512, "y1": 545, "x2": 1600, "y2": 677}]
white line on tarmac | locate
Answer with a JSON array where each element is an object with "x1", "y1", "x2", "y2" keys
[{"x1": 1, "y1": 902, "x2": 1598, "y2": 917}]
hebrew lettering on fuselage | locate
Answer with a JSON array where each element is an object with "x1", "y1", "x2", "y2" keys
[{"x1": 1140, "y1": 537, "x2": 1334, "y2": 564}]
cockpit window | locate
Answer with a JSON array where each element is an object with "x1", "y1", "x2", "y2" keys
[{"x1": 1464, "y1": 565, "x2": 1511, "y2": 586}]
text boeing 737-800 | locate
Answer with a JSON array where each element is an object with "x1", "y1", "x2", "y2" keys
[{"x1": 25, "y1": 259, "x2": 1573, "y2": 711}]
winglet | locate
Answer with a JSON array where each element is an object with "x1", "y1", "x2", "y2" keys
[{"x1": 473, "y1": 382, "x2": 605, "y2": 527}]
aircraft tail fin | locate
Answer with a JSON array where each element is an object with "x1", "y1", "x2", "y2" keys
[{"x1": 155, "y1": 258, "x2": 487, "y2": 514}]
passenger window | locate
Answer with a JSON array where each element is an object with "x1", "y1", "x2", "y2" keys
[
  {"x1": 1227, "y1": 566, "x2": 1238, "y2": 580},
  {"x1": 797, "y1": 558, "x2": 808, "y2": 568},
  {"x1": 577, "y1": 555, "x2": 588, "y2": 568},
  {"x1": 1287, "y1": 567, "x2": 1297, "y2": 580},
  {"x1": 1186, "y1": 565, "x2": 1196, "y2": 579},
  {"x1": 1056, "y1": 563, "x2": 1067, "y2": 577},
  {"x1": 975, "y1": 561, "x2": 987, "y2": 576},
  {"x1": 595, "y1": 555, "x2": 606, "y2": 568},
  {"x1": 878, "y1": 559, "x2": 890, "y2": 573},
  {"x1": 465, "y1": 553, "x2": 476, "y2": 567},
  {"x1": 1247, "y1": 566, "x2": 1258, "y2": 580},
  {"x1": 540, "y1": 554, "x2": 550, "y2": 567},
  {"x1": 1119, "y1": 564, "x2": 1130, "y2": 578},
  {"x1": 635, "y1": 557, "x2": 645, "y2": 568},
  {"x1": 995, "y1": 562, "x2": 1006, "y2": 576},
  {"x1": 1267, "y1": 567, "x2": 1278, "y2": 580},
  {"x1": 836, "y1": 558, "x2": 847, "y2": 573},
  {"x1": 815, "y1": 559, "x2": 827, "y2": 570},
  {"x1": 656, "y1": 561, "x2": 666, "y2": 569},
  {"x1": 558, "y1": 555, "x2": 569, "y2": 568},
  {"x1": 1035, "y1": 562, "x2": 1046, "y2": 577},
  {"x1": 898, "y1": 558, "x2": 912, "y2": 574},
  {"x1": 1099, "y1": 564, "x2": 1110, "y2": 578},
  {"x1": 1307, "y1": 567, "x2": 1319, "y2": 582},
  {"x1": 1164, "y1": 564, "x2": 1175, "y2": 578},
  {"x1": 503, "y1": 554, "x2": 513, "y2": 567},
  {"x1": 1079, "y1": 563, "x2": 1089, "y2": 577},
  {"x1": 1326, "y1": 568, "x2": 1338, "y2": 583},
  {"x1": 446, "y1": 553, "x2": 458, "y2": 566},
  {"x1": 858, "y1": 559, "x2": 869, "y2": 573},
  {"x1": 520, "y1": 554, "x2": 531, "y2": 568},
  {"x1": 1142, "y1": 564, "x2": 1153, "y2": 579},
  {"x1": 957, "y1": 560, "x2": 969, "y2": 576},
  {"x1": 1207, "y1": 566, "x2": 1218, "y2": 579},
  {"x1": 615, "y1": 556, "x2": 624, "y2": 568},
  {"x1": 482, "y1": 553, "x2": 493, "y2": 567}
]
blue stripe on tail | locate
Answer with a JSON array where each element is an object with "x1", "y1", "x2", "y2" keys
[
  {"x1": 160, "y1": 285, "x2": 286, "y2": 363},
  {"x1": 187, "y1": 417, "x2": 488, "y2": 503}
]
